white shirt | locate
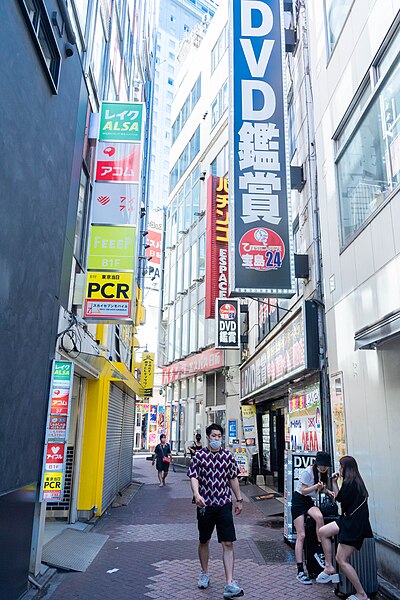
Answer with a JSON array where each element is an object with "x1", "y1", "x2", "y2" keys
[{"x1": 296, "y1": 465, "x2": 317, "y2": 499}]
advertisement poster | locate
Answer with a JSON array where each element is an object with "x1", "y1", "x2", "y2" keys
[
  {"x1": 284, "y1": 452, "x2": 316, "y2": 542},
  {"x1": 42, "y1": 472, "x2": 63, "y2": 500},
  {"x1": 215, "y1": 298, "x2": 240, "y2": 349},
  {"x1": 50, "y1": 388, "x2": 70, "y2": 415},
  {"x1": 47, "y1": 415, "x2": 67, "y2": 439},
  {"x1": 233, "y1": 448, "x2": 249, "y2": 477},
  {"x1": 241, "y1": 405, "x2": 256, "y2": 445},
  {"x1": 228, "y1": 420, "x2": 237, "y2": 445},
  {"x1": 84, "y1": 271, "x2": 133, "y2": 320},
  {"x1": 157, "y1": 406, "x2": 166, "y2": 436},
  {"x1": 288, "y1": 382, "x2": 322, "y2": 452},
  {"x1": 229, "y1": 0, "x2": 295, "y2": 297},
  {"x1": 87, "y1": 225, "x2": 136, "y2": 271},
  {"x1": 45, "y1": 443, "x2": 65, "y2": 471},
  {"x1": 330, "y1": 372, "x2": 347, "y2": 469}
]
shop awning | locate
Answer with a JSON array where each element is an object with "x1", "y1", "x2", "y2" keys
[
  {"x1": 59, "y1": 351, "x2": 122, "y2": 380},
  {"x1": 354, "y1": 308, "x2": 400, "y2": 349},
  {"x1": 109, "y1": 361, "x2": 145, "y2": 398}
]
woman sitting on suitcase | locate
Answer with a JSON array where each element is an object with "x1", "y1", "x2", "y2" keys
[
  {"x1": 291, "y1": 451, "x2": 332, "y2": 584},
  {"x1": 316, "y1": 455, "x2": 373, "y2": 600}
]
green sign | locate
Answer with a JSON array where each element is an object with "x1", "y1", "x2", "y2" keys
[
  {"x1": 88, "y1": 225, "x2": 136, "y2": 271},
  {"x1": 53, "y1": 361, "x2": 72, "y2": 382},
  {"x1": 99, "y1": 102, "x2": 144, "y2": 142}
]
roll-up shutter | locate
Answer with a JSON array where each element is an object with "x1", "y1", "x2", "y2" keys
[
  {"x1": 118, "y1": 393, "x2": 135, "y2": 490},
  {"x1": 102, "y1": 383, "x2": 124, "y2": 512}
]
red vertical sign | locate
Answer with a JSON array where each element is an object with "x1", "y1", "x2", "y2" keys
[{"x1": 205, "y1": 176, "x2": 229, "y2": 318}]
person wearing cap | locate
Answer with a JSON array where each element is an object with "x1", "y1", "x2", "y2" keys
[
  {"x1": 291, "y1": 450, "x2": 332, "y2": 584},
  {"x1": 189, "y1": 433, "x2": 203, "y2": 457}
]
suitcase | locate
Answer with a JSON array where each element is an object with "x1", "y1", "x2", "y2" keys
[
  {"x1": 335, "y1": 537, "x2": 378, "y2": 598},
  {"x1": 304, "y1": 516, "x2": 323, "y2": 579}
]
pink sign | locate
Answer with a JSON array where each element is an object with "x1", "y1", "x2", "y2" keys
[
  {"x1": 162, "y1": 347, "x2": 224, "y2": 385},
  {"x1": 45, "y1": 443, "x2": 65, "y2": 471},
  {"x1": 50, "y1": 389, "x2": 70, "y2": 415},
  {"x1": 95, "y1": 142, "x2": 141, "y2": 183}
]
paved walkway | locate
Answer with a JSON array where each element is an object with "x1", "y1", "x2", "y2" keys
[{"x1": 43, "y1": 456, "x2": 346, "y2": 599}]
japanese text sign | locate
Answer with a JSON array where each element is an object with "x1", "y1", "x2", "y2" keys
[
  {"x1": 92, "y1": 182, "x2": 139, "y2": 225},
  {"x1": 216, "y1": 298, "x2": 240, "y2": 349},
  {"x1": 206, "y1": 177, "x2": 229, "y2": 318},
  {"x1": 229, "y1": 0, "x2": 295, "y2": 297},
  {"x1": 162, "y1": 347, "x2": 224, "y2": 385},
  {"x1": 84, "y1": 271, "x2": 133, "y2": 320},
  {"x1": 141, "y1": 352, "x2": 155, "y2": 398},
  {"x1": 95, "y1": 142, "x2": 141, "y2": 183},
  {"x1": 88, "y1": 225, "x2": 136, "y2": 271},
  {"x1": 99, "y1": 102, "x2": 144, "y2": 142}
]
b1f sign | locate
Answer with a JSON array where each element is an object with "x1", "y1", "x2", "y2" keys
[
  {"x1": 216, "y1": 298, "x2": 240, "y2": 349},
  {"x1": 229, "y1": 0, "x2": 295, "y2": 297}
]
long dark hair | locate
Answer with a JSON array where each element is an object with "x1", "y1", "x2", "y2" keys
[
  {"x1": 312, "y1": 463, "x2": 328, "y2": 485},
  {"x1": 340, "y1": 455, "x2": 368, "y2": 497}
]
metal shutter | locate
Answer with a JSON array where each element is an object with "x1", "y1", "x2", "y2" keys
[
  {"x1": 102, "y1": 384, "x2": 124, "y2": 512},
  {"x1": 118, "y1": 393, "x2": 135, "y2": 490}
]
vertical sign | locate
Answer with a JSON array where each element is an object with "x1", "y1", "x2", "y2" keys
[
  {"x1": 205, "y1": 176, "x2": 229, "y2": 318},
  {"x1": 215, "y1": 298, "x2": 240, "y2": 349},
  {"x1": 40, "y1": 361, "x2": 74, "y2": 501},
  {"x1": 241, "y1": 404, "x2": 257, "y2": 446},
  {"x1": 228, "y1": 419, "x2": 237, "y2": 445},
  {"x1": 141, "y1": 352, "x2": 155, "y2": 398},
  {"x1": 229, "y1": 0, "x2": 295, "y2": 297}
]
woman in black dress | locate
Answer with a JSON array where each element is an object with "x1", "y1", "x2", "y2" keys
[
  {"x1": 316, "y1": 455, "x2": 373, "y2": 600},
  {"x1": 152, "y1": 434, "x2": 172, "y2": 487}
]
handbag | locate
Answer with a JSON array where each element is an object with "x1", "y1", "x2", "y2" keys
[
  {"x1": 318, "y1": 491, "x2": 339, "y2": 517},
  {"x1": 161, "y1": 444, "x2": 171, "y2": 463}
]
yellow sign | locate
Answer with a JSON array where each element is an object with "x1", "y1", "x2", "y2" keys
[
  {"x1": 42, "y1": 471, "x2": 63, "y2": 500},
  {"x1": 140, "y1": 352, "x2": 155, "y2": 398},
  {"x1": 84, "y1": 271, "x2": 133, "y2": 320},
  {"x1": 241, "y1": 405, "x2": 256, "y2": 419}
]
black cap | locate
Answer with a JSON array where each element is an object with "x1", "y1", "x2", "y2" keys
[{"x1": 315, "y1": 451, "x2": 331, "y2": 467}]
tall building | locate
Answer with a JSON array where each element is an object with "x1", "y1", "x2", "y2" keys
[
  {"x1": 0, "y1": 1, "x2": 156, "y2": 597},
  {"x1": 307, "y1": 0, "x2": 400, "y2": 588}
]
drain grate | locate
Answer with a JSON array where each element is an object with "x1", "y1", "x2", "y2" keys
[
  {"x1": 256, "y1": 517, "x2": 284, "y2": 529},
  {"x1": 255, "y1": 540, "x2": 296, "y2": 564}
]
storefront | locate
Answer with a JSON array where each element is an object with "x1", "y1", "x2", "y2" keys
[{"x1": 241, "y1": 301, "x2": 321, "y2": 498}]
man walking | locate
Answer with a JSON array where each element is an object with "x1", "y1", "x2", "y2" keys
[{"x1": 187, "y1": 423, "x2": 244, "y2": 598}]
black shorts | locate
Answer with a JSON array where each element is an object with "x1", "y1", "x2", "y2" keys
[
  {"x1": 291, "y1": 491, "x2": 315, "y2": 521},
  {"x1": 197, "y1": 502, "x2": 236, "y2": 544}
]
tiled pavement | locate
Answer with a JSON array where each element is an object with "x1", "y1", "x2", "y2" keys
[{"x1": 43, "y1": 457, "x2": 351, "y2": 599}]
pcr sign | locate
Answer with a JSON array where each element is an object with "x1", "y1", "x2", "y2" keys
[
  {"x1": 84, "y1": 272, "x2": 133, "y2": 320},
  {"x1": 216, "y1": 298, "x2": 240, "y2": 349},
  {"x1": 229, "y1": 0, "x2": 295, "y2": 297}
]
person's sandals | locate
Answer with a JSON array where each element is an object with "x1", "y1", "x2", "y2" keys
[
  {"x1": 314, "y1": 552, "x2": 326, "y2": 568},
  {"x1": 316, "y1": 571, "x2": 340, "y2": 584},
  {"x1": 296, "y1": 571, "x2": 312, "y2": 584},
  {"x1": 347, "y1": 596, "x2": 370, "y2": 600},
  {"x1": 198, "y1": 571, "x2": 209, "y2": 589},
  {"x1": 223, "y1": 581, "x2": 244, "y2": 598}
]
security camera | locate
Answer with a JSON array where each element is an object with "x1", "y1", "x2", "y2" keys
[{"x1": 65, "y1": 42, "x2": 74, "y2": 57}]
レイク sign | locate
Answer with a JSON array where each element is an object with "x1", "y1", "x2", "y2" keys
[
  {"x1": 99, "y1": 102, "x2": 144, "y2": 142},
  {"x1": 229, "y1": 0, "x2": 295, "y2": 297}
]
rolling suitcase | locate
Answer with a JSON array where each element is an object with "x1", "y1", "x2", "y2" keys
[
  {"x1": 335, "y1": 537, "x2": 378, "y2": 598},
  {"x1": 304, "y1": 516, "x2": 323, "y2": 579}
]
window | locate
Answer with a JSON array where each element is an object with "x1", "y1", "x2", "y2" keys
[
  {"x1": 190, "y1": 302, "x2": 198, "y2": 352},
  {"x1": 74, "y1": 168, "x2": 91, "y2": 267},
  {"x1": 169, "y1": 127, "x2": 200, "y2": 192},
  {"x1": 336, "y1": 44, "x2": 400, "y2": 244},
  {"x1": 211, "y1": 24, "x2": 228, "y2": 73},
  {"x1": 198, "y1": 300, "x2": 205, "y2": 348},
  {"x1": 324, "y1": 0, "x2": 353, "y2": 55},
  {"x1": 184, "y1": 24, "x2": 190, "y2": 33},
  {"x1": 19, "y1": 0, "x2": 61, "y2": 91},
  {"x1": 168, "y1": 77, "x2": 174, "y2": 86},
  {"x1": 169, "y1": 52, "x2": 175, "y2": 60},
  {"x1": 211, "y1": 80, "x2": 228, "y2": 129},
  {"x1": 171, "y1": 76, "x2": 201, "y2": 143},
  {"x1": 288, "y1": 92, "x2": 296, "y2": 158},
  {"x1": 182, "y1": 311, "x2": 189, "y2": 356},
  {"x1": 199, "y1": 233, "x2": 206, "y2": 277},
  {"x1": 91, "y1": 9, "x2": 106, "y2": 90},
  {"x1": 211, "y1": 144, "x2": 228, "y2": 177},
  {"x1": 170, "y1": 15, "x2": 176, "y2": 22}
]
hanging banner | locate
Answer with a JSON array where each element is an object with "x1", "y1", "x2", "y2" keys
[
  {"x1": 141, "y1": 352, "x2": 155, "y2": 398},
  {"x1": 40, "y1": 361, "x2": 74, "y2": 501},
  {"x1": 216, "y1": 298, "x2": 240, "y2": 349},
  {"x1": 241, "y1": 404, "x2": 257, "y2": 445},
  {"x1": 84, "y1": 271, "x2": 133, "y2": 320},
  {"x1": 205, "y1": 176, "x2": 229, "y2": 318},
  {"x1": 99, "y1": 101, "x2": 144, "y2": 142},
  {"x1": 229, "y1": 0, "x2": 295, "y2": 297}
]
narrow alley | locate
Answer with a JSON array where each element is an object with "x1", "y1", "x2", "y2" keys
[{"x1": 42, "y1": 456, "x2": 344, "y2": 600}]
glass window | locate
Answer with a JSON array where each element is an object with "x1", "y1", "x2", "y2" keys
[
  {"x1": 182, "y1": 311, "x2": 189, "y2": 356},
  {"x1": 91, "y1": 10, "x2": 106, "y2": 90},
  {"x1": 74, "y1": 168, "x2": 90, "y2": 266},
  {"x1": 191, "y1": 240, "x2": 198, "y2": 282},
  {"x1": 183, "y1": 248, "x2": 191, "y2": 290},
  {"x1": 211, "y1": 24, "x2": 228, "y2": 73},
  {"x1": 199, "y1": 233, "x2": 206, "y2": 277},
  {"x1": 337, "y1": 56, "x2": 400, "y2": 244},
  {"x1": 175, "y1": 307, "x2": 182, "y2": 359},
  {"x1": 198, "y1": 300, "x2": 205, "y2": 348},
  {"x1": 324, "y1": 0, "x2": 353, "y2": 55},
  {"x1": 288, "y1": 93, "x2": 296, "y2": 158},
  {"x1": 190, "y1": 303, "x2": 198, "y2": 352}
]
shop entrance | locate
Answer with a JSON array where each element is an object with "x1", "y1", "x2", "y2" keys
[{"x1": 261, "y1": 405, "x2": 286, "y2": 494}]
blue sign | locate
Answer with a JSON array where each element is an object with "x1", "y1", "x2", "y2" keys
[
  {"x1": 228, "y1": 420, "x2": 237, "y2": 444},
  {"x1": 229, "y1": 0, "x2": 295, "y2": 297}
]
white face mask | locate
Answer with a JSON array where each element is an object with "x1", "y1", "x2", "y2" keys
[{"x1": 209, "y1": 439, "x2": 222, "y2": 450}]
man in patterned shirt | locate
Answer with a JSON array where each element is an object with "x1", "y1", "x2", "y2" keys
[{"x1": 187, "y1": 423, "x2": 244, "y2": 598}]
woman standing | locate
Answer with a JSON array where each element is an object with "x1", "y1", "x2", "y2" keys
[
  {"x1": 152, "y1": 434, "x2": 172, "y2": 487},
  {"x1": 291, "y1": 451, "x2": 332, "y2": 584},
  {"x1": 189, "y1": 433, "x2": 203, "y2": 457},
  {"x1": 316, "y1": 455, "x2": 373, "y2": 600}
]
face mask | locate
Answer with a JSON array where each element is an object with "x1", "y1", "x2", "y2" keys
[{"x1": 209, "y1": 439, "x2": 222, "y2": 450}]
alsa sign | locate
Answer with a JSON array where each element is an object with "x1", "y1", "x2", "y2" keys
[
  {"x1": 216, "y1": 298, "x2": 240, "y2": 349},
  {"x1": 229, "y1": 0, "x2": 295, "y2": 297}
]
